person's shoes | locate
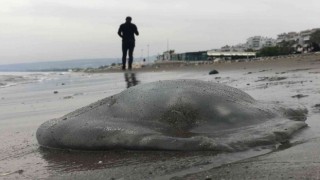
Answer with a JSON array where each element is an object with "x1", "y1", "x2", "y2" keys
[
  {"x1": 122, "y1": 66, "x2": 126, "y2": 70},
  {"x1": 128, "y1": 66, "x2": 132, "y2": 70}
]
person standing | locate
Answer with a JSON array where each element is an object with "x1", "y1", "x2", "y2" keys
[{"x1": 118, "y1": 16, "x2": 139, "y2": 70}]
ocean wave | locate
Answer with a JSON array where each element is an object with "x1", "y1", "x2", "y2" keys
[{"x1": 0, "y1": 73, "x2": 52, "y2": 88}]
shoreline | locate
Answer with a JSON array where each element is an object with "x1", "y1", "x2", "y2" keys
[{"x1": 75, "y1": 53, "x2": 320, "y2": 73}]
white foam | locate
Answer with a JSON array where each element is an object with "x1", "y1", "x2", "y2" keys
[{"x1": 0, "y1": 72, "x2": 54, "y2": 88}]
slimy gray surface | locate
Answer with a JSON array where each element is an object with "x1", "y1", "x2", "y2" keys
[{"x1": 36, "y1": 79, "x2": 307, "y2": 151}]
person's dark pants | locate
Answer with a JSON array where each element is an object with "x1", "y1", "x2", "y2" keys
[{"x1": 122, "y1": 40, "x2": 135, "y2": 69}]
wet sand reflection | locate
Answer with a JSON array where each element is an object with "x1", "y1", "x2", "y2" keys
[
  {"x1": 39, "y1": 147, "x2": 217, "y2": 172},
  {"x1": 124, "y1": 72, "x2": 139, "y2": 88}
]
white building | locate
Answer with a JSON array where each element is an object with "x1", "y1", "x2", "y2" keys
[
  {"x1": 156, "y1": 50, "x2": 175, "y2": 61},
  {"x1": 277, "y1": 28, "x2": 320, "y2": 46},
  {"x1": 276, "y1": 33, "x2": 287, "y2": 44},
  {"x1": 261, "y1": 38, "x2": 276, "y2": 48},
  {"x1": 246, "y1": 36, "x2": 276, "y2": 50},
  {"x1": 231, "y1": 43, "x2": 248, "y2": 52},
  {"x1": 299, "y1": 28, "x2": 320, "y2": 45},
  {"x1": 219, "y1": 44, "x2": 248, "y2": 52}
]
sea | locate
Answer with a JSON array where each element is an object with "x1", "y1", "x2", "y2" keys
[
  {"x1": 0, "y1": 58, "x2": 121, "y2": 72},
  {"x1": 0, "y1": 57, "x2": 157, "y2": 72}
]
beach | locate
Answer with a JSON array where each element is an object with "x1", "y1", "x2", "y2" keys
[{"x1": 1, "y1": 53, "x2": 320, "y2": 179}]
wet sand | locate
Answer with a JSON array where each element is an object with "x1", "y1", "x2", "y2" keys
[{"x1": 0, "y1": 53, "x2": 320, "y2": 179}]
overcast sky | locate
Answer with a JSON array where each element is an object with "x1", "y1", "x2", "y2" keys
[{"x1": 0, "y1": 0, "x2": 319, "y2": 64}]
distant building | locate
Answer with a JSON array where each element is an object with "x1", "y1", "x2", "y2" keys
[
  {"x1": 276, "y1": 28, "x2": 320, "y2": 52},
  {"x1": 247, "y1": 36, "x2": 262, "y2": 50},
  {"x1": 299, "y1": 28, "x2": 320, "y2": 45},
  {"x1": 156, "y1": 27, "x2": 319, "y2": 62},
  {"x1": 276, "y1": 32, "x2": 299, "y2": 44},
  {"x1": 220, "y1": 45, "x2": 231, "y2": 52},
  {"x1": 157, "y1": 50, "x2": 255, "y2": 62},
  {"x1": 219, "y1": 44, "x2": 248, "y2": 52},
  {"x1": 179, "y1": 51, "x2": 208, "y2": 61},
  {"x1": 207, "y1": 50, "x2": 256, "y2": 60},
  {"x1": 157, "y1": 50, "x2": 175, "y2": 61},
  {"x1": 169, "y1": 51, "x2": 208, "y2": 61},
  {"x1": 246, "y1": 36, "x2": 276, "y2": 50},
  {"x1": 232, "y1": 43, "x2": 248, "y2": 52},
  {"x1": 276, "y1": 33, "x2": 287, "y2": 44},
  {"x1": 262, "y1": 38, "x2": 276, "y2": 47}
]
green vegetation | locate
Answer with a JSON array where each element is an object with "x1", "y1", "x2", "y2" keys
[
  {"x1": 257, "y1": 43, "x2": 294, "y2": 57},
  {"x1": 310, "y1": 30, "x2": 320, "y2": 51}
]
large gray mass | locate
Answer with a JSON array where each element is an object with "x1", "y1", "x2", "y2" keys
[{"x1": 37, "y1": 80, "x2": 307, "y2": 151}]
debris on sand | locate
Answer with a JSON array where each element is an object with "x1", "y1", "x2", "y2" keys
[
  {"x1": 312, "y1": 104, "x2": 320, "y2": 112},
  {"x1": 276, "y1": 72, "x2": 286, "y2": 75},
  {"x1": 0, "y1": 170, "x2": 24, "y2": 177},
  {"x1": 259, "y1": 69, "x2": 272, "y2": 72},
  {"x1": 256, "y1": 76, "x2": 287, "y2": 82},
  {"x1": 314, "y1": 104, "x2": 320, "y2": 107},
  {"x1": 291, "y1": 94, "x2": 309, "y2": 99},
  {"x1": 286, "y1": 68, "x2": 312, "y2": 73},
  {"x1": 209, "y1": 69, "x2": 219, "y2": 75},
  {"x1": 53, "y1": 91, "x2": 58, "y2": 94},
  {"x1": 63, "y1": 96, "x2": 73, "y2": 99}
]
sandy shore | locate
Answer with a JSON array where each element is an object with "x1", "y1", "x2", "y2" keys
[
  {"x1": 0, "y1": 53, "x2": 320, "y2": 179},
  {"x1": 82, "y1": 53, "x2": 320, "y2": 73}
]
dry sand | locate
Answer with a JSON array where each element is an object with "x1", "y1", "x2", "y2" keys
[{"x1": 0, "y1": 53, "x2": 320, "y2": 179}]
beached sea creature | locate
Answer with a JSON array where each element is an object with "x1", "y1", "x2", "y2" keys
[{"x1": 37, "y1": 80, "x2": 307, "y2": 151}]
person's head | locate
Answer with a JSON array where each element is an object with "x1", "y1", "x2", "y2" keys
[{"x1": 125, "y1": 16, "x2": 132, "y2": 23}]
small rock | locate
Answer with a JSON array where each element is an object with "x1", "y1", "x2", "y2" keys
[
  {"x1": 209, "y1": 69, "x2": 219, "y2": 75},
  {"x1": 98, "y1": 161, "x2": 103, "y2": 164},
  {"x1": 269, "y1": 76, "x2": 287, "y2": 81},
  {"x1": 54, "y1": 91, "x2": 58, "y2": 94},
  {"x1": 63, "y1": 96, "x2": 73, "y2": 99},
  {"x1": 313, "y1": 104, "x2": 320, "y2": 112}
]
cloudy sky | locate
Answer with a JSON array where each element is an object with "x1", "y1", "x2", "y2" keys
[{"x1": 0, "y1": 0, "x2": 319, "y2": 64}]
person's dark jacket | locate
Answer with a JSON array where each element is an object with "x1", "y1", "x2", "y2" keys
[{"x1": 118, "y1": 23, "x2": 139, "y2": 42}]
